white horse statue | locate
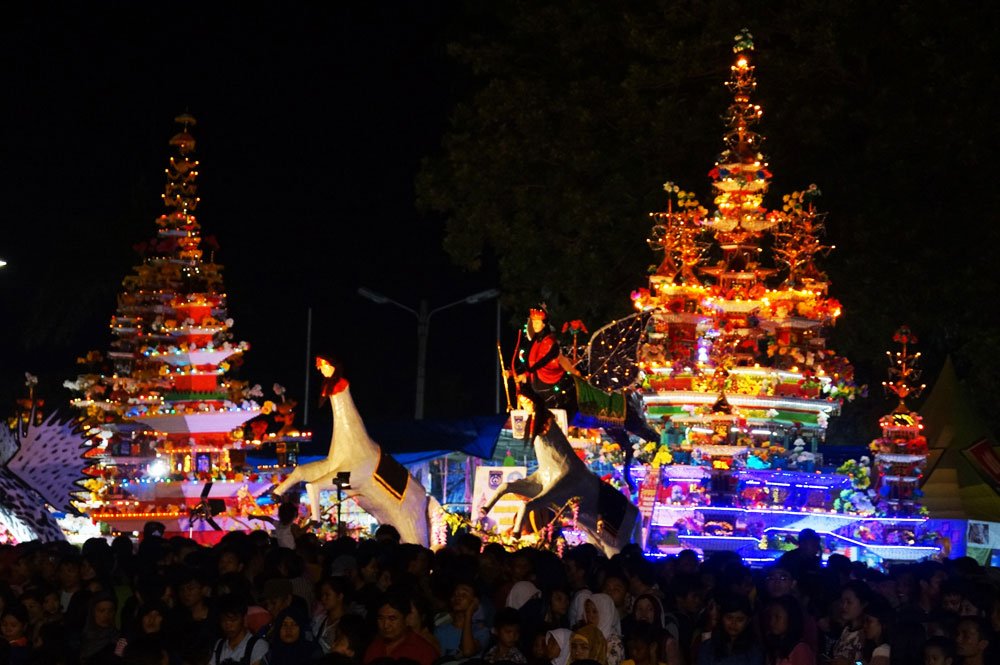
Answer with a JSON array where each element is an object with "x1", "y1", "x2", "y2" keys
[
  {"x1": 273, "y1": 356, "x2": 442, "y2": 547},
  {"x1": 482, "y1": 395, "x2": 640, "y2": 556}
]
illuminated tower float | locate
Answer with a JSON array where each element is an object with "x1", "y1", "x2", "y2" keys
[
  {"x1": 586, "y1": 31, "x2": 940, "y2": 566},
  {"x1": 70, "y1": 115, "x2": 271, "y2": 542}
]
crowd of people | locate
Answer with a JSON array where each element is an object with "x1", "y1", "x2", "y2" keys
[{"x1": 1, "y1": 521, "x2": 999, "y2": 665}]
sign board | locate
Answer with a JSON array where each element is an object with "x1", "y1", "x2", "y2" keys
[
  {"x1": 966, "y1": 520, "x2": 1000, "y2": 567},
  {"x1": 472, "y1": 466, "x2": 528, "y2": 533},
  {"x1": 637, "y1": 470, "x2": 660, "y2": 549},
  {"x1": 962, "y1": 438, "x2": 1000, "y2": 492}
]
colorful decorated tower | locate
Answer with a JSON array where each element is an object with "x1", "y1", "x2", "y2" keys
[
  {"x1": 70, "y1": 115, "x2": 269, "y2": 541},
  {"x1": 580, "y1": 30, "x2": 940, "y2": 565},
  {"x1": 870, "y1": 327, "x2": 928, "y2": 517},
  {"x1": 626, "y1": 30, "x2": 851, "y2": 468}
]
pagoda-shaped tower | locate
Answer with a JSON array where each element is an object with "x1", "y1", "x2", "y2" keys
[
  {"x1": 629, "y1": 30, "x2": 851, "y2": 465},
  {"x1": 870, "y1": 326, "x2": 929, "y2": 517},
  {"x1": 583, "y1": 30, "x2": 939, "y2": 565},
  {"x1": 71, "y1": 115, "x2": 267, "y2": 540}
]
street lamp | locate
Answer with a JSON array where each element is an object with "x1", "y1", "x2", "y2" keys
[
  {"x1": 333, "y1": 471, "x2": 351, "y2": 538},
  {"x1": 358, "y1": 286, "x2": 500, "y2": 419}
]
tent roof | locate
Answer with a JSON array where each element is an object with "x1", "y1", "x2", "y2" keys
[{"x1": 920, "y1": 356, "x2": 1000, "y2": 520}]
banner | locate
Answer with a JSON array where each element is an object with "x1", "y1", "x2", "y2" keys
[
  {"x1": 966, "y1": 520, "x2": 1000, "y2": 567},
  {"x1": 471, "y1": 466, "x2": 528, "y2": 533},
  {"x1": 962, "y1": 438, "x2": 1000, "y2": 493}
]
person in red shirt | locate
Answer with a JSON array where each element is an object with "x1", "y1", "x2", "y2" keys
[{"x1": 363, "y1": 592, "x2": 439, "y2": 665}]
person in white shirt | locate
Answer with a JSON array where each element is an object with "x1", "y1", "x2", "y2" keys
[{"x1": 210, "y1": 594, "x2": 269, "y2": 665}]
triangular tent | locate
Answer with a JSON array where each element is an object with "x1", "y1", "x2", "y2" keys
[{"x1": 920, "y1": 356, "x2": 1000, "y2": 519}]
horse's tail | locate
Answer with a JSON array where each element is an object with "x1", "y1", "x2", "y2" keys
[{"x1": 427, "y1": 495, "x2": 448, "y2": 549}]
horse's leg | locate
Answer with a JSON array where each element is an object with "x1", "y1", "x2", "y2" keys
[
  {"x1": 606, "y1": 427, "x2": 636, "y2": 494},
  {"x1": 273, "y1": 459, "x2": 332, "y2": 496},
  {"x1": 305, "y1": 482, "x2": 323, "y2": 523},
  {"x1": 482, "y1": 475, "x2": 542, "y2": 515},
  {"x1": 513, "y1": 496, "x2": 547, "y2": 536}
]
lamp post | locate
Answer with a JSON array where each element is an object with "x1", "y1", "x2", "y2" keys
[
  {"x1": 358, "y1": 287, "x2": 500, "y2": 419},
  {"x1": 334, "y1": 471, "x2": 351, "y2": 538}
]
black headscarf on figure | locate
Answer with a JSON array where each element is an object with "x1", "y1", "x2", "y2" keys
[
  {"x1": 519, "y1": 384, "x2": 555, "y2": 439},
  {"x1": 79, "y1": 591, "x2": 120, "y2": 663},
  {"x1": 266, "y1": 603, "x2": 322, "y2": 665}
]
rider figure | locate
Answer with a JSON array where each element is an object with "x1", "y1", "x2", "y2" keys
[{"x1": 511, "y1": 304, "x2": 580, "y2": 409}]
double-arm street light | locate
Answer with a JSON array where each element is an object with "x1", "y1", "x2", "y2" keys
[{"x1": 358, "y1": 287, "x2": 500, "y2": 419}]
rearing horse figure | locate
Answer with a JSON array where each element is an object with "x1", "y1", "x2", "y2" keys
[
  {"x1": 481, "y1": 392, "x2": 640, "y2": 556},
  {"x1": 273, "y1": 356, "x2": 440, "y2": 547}
]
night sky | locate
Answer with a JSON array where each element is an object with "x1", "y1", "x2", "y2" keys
[
  {"x1": 0, "y1": 3, "x2": 502, "y2": 423},
  {"x1": 2, "y1": 4, "x2": 997, "y2": 437}
]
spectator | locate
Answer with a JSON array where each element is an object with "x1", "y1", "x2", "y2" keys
[
  {"x1": 776, "y1": 530, "x2": 822, "y2": 581},
  {"x1": 830, "y1": 581, "x2": 872, "y2": 665},
  {"x1": 622, "y1": 622, "x2": 665, "y2": 665},
  {"x1": 761, "y1": 595, "x2": 811, "y2": 665},
  {"x1": 315, "y1": 576, "x2": 352, "y2": 653},
  {"x1": 264, "y1": 603, "x2": 322, "y2": 664},
  {"x1": 861, "y1": 596, "x2": 893, "y2": 665},
  {"x1": 330, "y1": 613, "x2": 369, "y2": 662},
  {"x1": 546, "y1": 628, "x2": 573, "y2": 665},
  {"x1": 696, "y1": 594, "x2": 762, "y2": 665},
  {"x1": 405, "y1": 589, "x2": 441, "y2": 654},
  {"x1": 210, "y1": 593, "x2": 268, "y2": 665},
  {"x1": 954, "y1": 616, "x2": 991, "y2": 665},
  {"x1": 570, "y1": 591, "x2": 594, "y2": 630},
  {"x1": 363, "y1": 591, "x2": 438, "y2": 665},
  {"x1": 434, "y1": 579, "x2": 490, "y2": 659},
  {"x1": 571, "y1": 624, "x2": 608, "y2": 664},
  {"x1": 761, "y1": 565, "x2": 817, "y2": 655},
  {"x1": 80, "y1": 591, "x2": 120, "y2": 665},
  {"x1": 508, "y1": 581, "x2": 543, "y2": 610},
  {"x1": 923, "y1": 634, "x2": 956, "y2": 665},
  {"x1": 1, "y1": 605, "x2": 31, "y2": 665},
  {"x1": 589, "y1": 593, "x2": 625, "y2": 665},
  {"x1": 484, "y1": 607, "x2": 528, "y2": 664}
]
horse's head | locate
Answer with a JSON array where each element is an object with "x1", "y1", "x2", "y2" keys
[{"x1": 315, "y1": 354, "x2": 345, "y2": 380}]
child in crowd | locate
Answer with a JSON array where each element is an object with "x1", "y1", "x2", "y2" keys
[{"x1": 485, "y1": 607, "x2": 528, "y2": 663}]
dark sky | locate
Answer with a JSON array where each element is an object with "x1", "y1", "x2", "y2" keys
[{"x1": 0, "y1": 3, "x2": 503, "y2": 423}]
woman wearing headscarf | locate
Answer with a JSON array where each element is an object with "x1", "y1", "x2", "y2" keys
[
  {"x1": 623, "y1": 593, "x2": 683, "y2": 665},
  {"x1": 588, "y1": 593, "x2": 625, "y2": 665},
  {"x1": 570, "y1": 624, "x2": 608, "y2": 664},
  {"x1": 508, "y1": 581, "x2": 543, "y2": 610},
  {"x1": 569, "y1": 590, "x2": 594, "y2": 630},
  {"x1": 79, "y1": 591, "x2": 120, "y2": 665},
  {"x1": 547, "y1": 628, "x2": 574, "y2": 665},
  {"x1": 263, "y1": 603, "x2": 322, "y2": 665}
]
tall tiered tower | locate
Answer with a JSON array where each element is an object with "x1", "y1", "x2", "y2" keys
[
  {"x1": 71, "y1": 115, "x2": 266, "y2": 540},
  {"x1": 583, "y1": 30, "x2": 939, "y2": 565},
  {"x1": 626, "y1": 30, "x2": 852, "y2": 464},
  {"x1": 870, "y1": 327, "x2": 929, "y2": 517}
]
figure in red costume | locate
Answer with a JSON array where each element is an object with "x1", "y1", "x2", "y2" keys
[{"x1": 510, "y1": 304, "x2": 581, "y2": 410}]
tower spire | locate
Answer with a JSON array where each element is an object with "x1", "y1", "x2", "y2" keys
[
  {"x1": 162, "y1": 113, "x2": 201, "y2": 217},
  {"x1": 701, "y1": 29, "x2": 777, "y2": 288}
]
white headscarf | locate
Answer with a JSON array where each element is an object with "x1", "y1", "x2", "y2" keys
[
  {"x1": 506, "y1": 580, "x2": 541, "y2": 609},
  {"x1": 568, "y1": 589, "x2": 593, "y2": 628},
  {"x1": 547, "y1": 628, "x2": 573, "y2": 665},
  {"x1": 590, "y1": 592, "x2": 622, "y2": 638}
]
